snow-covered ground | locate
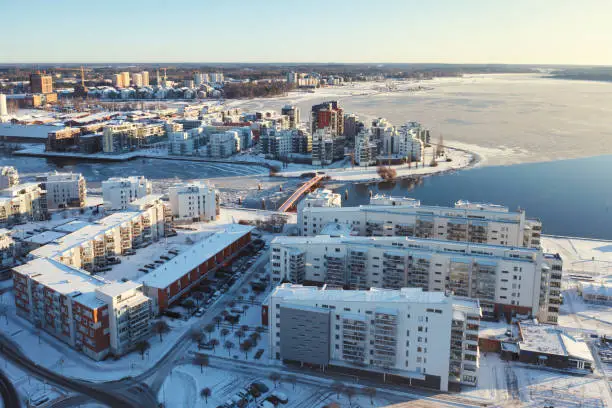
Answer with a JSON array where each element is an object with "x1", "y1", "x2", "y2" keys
[
  {"x1": 542, "y1": 235, "x2": 612, "y2": 279},
  {"x1": 278, "y1": 147, "x2": 473, "y2": 182},
  {"x1": 462, "y1": 353, "x2": 612, "y2": 407}
]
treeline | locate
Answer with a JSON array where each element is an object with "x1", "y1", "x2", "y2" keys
[{"x1": 223, "y1": 82, "x2": 294, "y2": 99}]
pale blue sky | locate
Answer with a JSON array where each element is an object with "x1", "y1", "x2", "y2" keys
[{"x1": 1, "y1": 0, "x2": 610, "y2": 65}]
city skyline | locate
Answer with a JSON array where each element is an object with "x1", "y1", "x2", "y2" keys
[{"x1": 2, "y1": 0, "x2": 611, "y2": 65}]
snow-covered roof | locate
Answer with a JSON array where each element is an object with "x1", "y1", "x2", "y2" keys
[
  {"x1": 30, "y1": 212, "x2": 146, "y2": 259},
  {"x1": 13, "y1": 258, "x2": 107, "y2": 309},
  {"x1": 271, "y1": 283, "x2": 480, "y2": 313},
  {"x1": 138, "y1": 224, "x2": 253, "y2": 289},
  {"x1": 23, "y1": 230, "x2": 66, "y2": 245},
  {"x1": 53, "y1": 220, "x2": 92, "y2": 234},
  {"x1": 519, "y1": 323, "x2": 594, "y2": 362},
  {"x1": 0, "y1": 123, "x2": 64, "y2": 139}
]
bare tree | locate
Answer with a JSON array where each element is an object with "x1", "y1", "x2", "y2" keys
[
  {"x1": 134, "y1": 340, "x2": 150, "y2": 360},
  {"x1": 240, "y1": 339, "x2": 253, "y2": 359},
  {"x1": 194, "y1": 353, "x2": 209, "y2": 374},
  {"x1": 190, "y1": 328, "x2": 204, "y2": 348},
  {"x1": 200, "y1": 387, "x2": 212, "y2": 404},
  {"x1": 224, "y1": 340, "x2": 234, "y2": 357},
  {"x1": 209, "y1": 338, "x2": 219, "y2": 352},
  {"x1": 286, "y1": 374, "x2": 297, "y2": 390},
  {"x1": 344, "y1": 386, "x2": 357, "y2": 406},
  {"x1": 152, "y1": 320, "x2": 170, "y2": 342},
  {"x1": 269, "y1": 372, "x2": 281, "y2": 388},
  {"x1": 193, "y1": 291, "x2": 205, "y2": 307},
  {"x1": 213, "y1": 315, "x2": 222, "y2": 329},
  {"x1": 204, "y1": 323, "x2": 215, "y2": 341},
  {"x1": 221, "y1": 328, "x2": 230, "y2": 339}
]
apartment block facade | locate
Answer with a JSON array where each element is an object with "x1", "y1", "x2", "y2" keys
[
  {"x1": 0, "y1": 182, "x2": 48, "y2": 223},
  {"x1": 268, "y1": 284, "x2": 481, "y2": 391},
  {"x1": 13, "y1": 258, "x2": 151, "y2": 360},
  {"x1": 102, "y1": 176, "x2": 152, "y2": 210},
  {"x1": 168, "y1": 182, "x2": 219, "y2": 222},
  {"x1": 37, "y1": 172, "x2": 86, "y2": 209},
  {"x1": 299, "y1": 197, "x2": 542, "y2": 249},
  {"x1": 270, "y1": 235, "x2": 561, "y2": 324},
  {"x1": 0, "y1": 166, "x2": 19, "y2": 189}
]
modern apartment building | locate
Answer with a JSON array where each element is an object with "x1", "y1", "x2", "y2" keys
[
  {"x1": 259, "y1": 128, "x2": 311, "y2": 159},
  {"x1": 167, "y1": 182, "x2": 219, "y2": 222},
  {"x1": 0, "y1": 94, "x2": 8, "y2": 118},
  {"x1": 0, "y1": 166, "x2": 18, "y2": 189},
  {"x1": 29, "y1": 206, "x2": 168, "y2": 271},
  {"x1": 268, "y1": 284, "x2": 481, "y2": 391},
  {"x1": 37, "y1": 172, "x2": 86, "y2": 209},
  {"x1": 296, "y1": 188, "x2": 341, "y2": 228},
  {"x1": 30, "y1": 72, "x2": 53, "y2": 94},
  {"x1": 132, "y1": 73, "x2": 143, "y2": 87},
  {"x1": 0, "y1": 182, "x2": 48, "y2": 223},
  {"x1": 209, "y1": 131, "x2": 240, "y2": 158},
  {"x1": 13, "y1": 258, "x2": 152, "y2": 360},
  {"x1": 299, "y1": 196, "x2": 543, "y2": 249},
  {"x1": 102, "y1": 123, "x2": 166, "y2": 153},
  {"x1": 0, "y1": 228, "x2": 15, "y2": 269},
  {"x1": 141, "y1": 71, "x2": 150, "y2": 86},
  {"x1": 102, "y1": 176, "x2": 152, "y2": 210},
  {"x1": 270, "y1": 235, "x2": 562, "y2": 324},
  {"x1": 311, "y1": 101, "x2": 343, "y2": 136},
  {"x1": 281, "y1": 105, "x2": 300, "y2": 128}
]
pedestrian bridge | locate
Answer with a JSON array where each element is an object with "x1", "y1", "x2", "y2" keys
[{"x1": 277, "y1": 175, "x2": 325, "y2": 212}]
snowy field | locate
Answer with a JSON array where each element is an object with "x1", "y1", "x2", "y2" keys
[
  {"x1": 462, "y1": 354, "x2": 612, "y2": 408},
  {"x1": 542, "y1": 235, "x2": 612, "y2": 279}
]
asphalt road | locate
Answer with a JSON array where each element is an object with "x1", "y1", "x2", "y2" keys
[{"x1": 0, "y1": 368, "x2": 19, "y2": 408}]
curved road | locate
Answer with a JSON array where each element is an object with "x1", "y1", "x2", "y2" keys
[{"x1": 0, "y1": 369, "x2": 19, "y2": 408}]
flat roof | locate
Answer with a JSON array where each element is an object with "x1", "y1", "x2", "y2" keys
[
  {"x1": 13, "y1": 258, "x2": 106, "y2": 309},
  {"x1": 23, "y1": 230, "x2": 66, "y2": 245},
  {"x1": 272, "y1": 284, "x2": 480, "y2": 313},
  {"x1": 138, "y1": 224, "x2": 253, "y2": 289},
  {"x1": 519, "y1": 323, "x2": 593, "y2": 362},
  {"x1": 30, "y1": 212, "x2": 145, "y2": 259},
  {"x1": 53, "y1": 220, "x2": 92, "y2": 234}
]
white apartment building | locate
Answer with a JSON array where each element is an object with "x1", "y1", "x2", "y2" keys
[
  {"x1": 397, "y1": 127, "x2": 424, "y2": 162},
  {"x1": 311, "y1": 128, "x2": 335, "y2": 166},
  {"x1": 268, "y1": 284, "x2": 481, "y2": 390},
  {"x1": 296, "y1": 188, "x2": 341, "y2": 228},
  {"x1": 167, "y1": 182, "x2": 219, "y2": 222},
  {"x1": 102, "y1": 176, "x2": 152, "y2": 210},
  {"x1": 37, "y1": 172, "x2": 86, "y2": 209},
  {"x1": 141, "y1": 71, "x2": 150, "y2": 87},
  {"x1": 209, "y1": 72, "x2": 224, "y2": 83},
  {"x1": 354, "y1": 129, "x2": 377, "y2": 166},
  {"x1": 102, "y1": 122, "x2": 165, "y2": 153},
  {"x1": 132, "y1": 73, "x2": 143, "y2": 87},
  {"x1": 270, "y1": 235, "x2": 562, "y2": 324},
  {"x1": 0, "y1": 228, "x2": 15, "y2": 269},
  {"x1": 0, "y1": 182, "x2": 47, "y2": 223},
  {"x1": 209, "y1": 131, "x2": 240, "y2": 158},
  {"x1": 0, "y1": 166, "x2": 19, "y2": 189},
  {"x1": 299, "y1": 196, "x2": 543, "y2": 249},
  {"x1": 0, "y1": 94, "x2": 8, "y2": 118}
]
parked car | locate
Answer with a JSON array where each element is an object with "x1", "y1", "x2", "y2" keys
[{"x1": 194, "y1": 307, "x2": 205, "y2": 317}]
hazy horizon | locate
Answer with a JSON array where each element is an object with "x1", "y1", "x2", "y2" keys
[{"x1": 2, "y1": 0, "x2": 611, "y2": 65}]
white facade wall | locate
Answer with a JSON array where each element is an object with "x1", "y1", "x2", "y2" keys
[
  {"x1": 209, "y1": 131, "x2": 239, "y2": 158},
  {"x1": 0, "y1": 166, "x2": 19, "y2": 189},
  {"x1": 269, "y1": 284, "x2": 481, "y2": 390},
  {"x1": 0, "y1": 94, "x2": 7, "y2": 117},
  {"x1": 296, "y1": 189, "x2": 341, "y2": 228},
  {"x1": 102, "y1": 176, "x2": 152, "y2": 210},
  {"x1": 299, "y1": 200, "x2": 540, "y2": 249},
  {"x1": 42, "y1": 172, "x2": 86, "y2": 209},
  {"x1": 168, "y1": 182, "x2": 218, "y2": 222},
  {"x1": 270, "y1": 235, "x2": 559, "y2": 323}
]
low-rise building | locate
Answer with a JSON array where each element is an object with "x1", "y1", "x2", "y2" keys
[
  {"x1": 296, "y1": 188, "x2": 341, "y2": 228},
  {"x1": 579, "y1": 282, "x2": 612, "y2": 305},
  {"x1": 270, "y1": 235, "x2": 562, "y2": 324},
  {"x1": 102, "y1": 176, "x2": 152, "y2": 210},
  {"x1": 167, "y1": 182, "x2": 218, "y2": 222},
  {"x1": 37, "y1": 172, "x2": 86, "y2": 209},
  {"x1": 268, "y1": 284, "x2": 481, "y2": 391},
  {"x1": 139, "y1": 224, "x2": 253, "y2": 312},
  {"x1": 514, "y1": 322, "x2": 593, "y2": 372}
]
